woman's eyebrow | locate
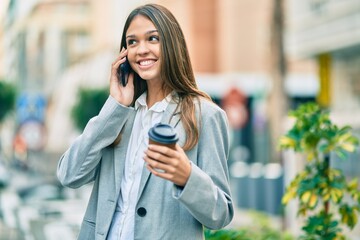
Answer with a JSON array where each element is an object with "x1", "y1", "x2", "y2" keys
[
  {"x1": 146, "y1": 30, "x2": 158, "y2": 35},
  {"x1": 126, "y1": 30, "x2": 158, "y2": 39}
]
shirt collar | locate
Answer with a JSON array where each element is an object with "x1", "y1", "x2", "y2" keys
[
  {"x1": 135, "y1": 92, "x2": 147, "y2": 110},
  {"x1": 134, "y1": 91, "x2": 173, "y2": 113}
]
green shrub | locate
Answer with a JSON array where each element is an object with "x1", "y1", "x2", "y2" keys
[
  {"x1": 0, "y1": 80, "x2": 16, "y2": 123},
  {"x1": 279, "y1": 102, "x2": 360, "y2": 240},
  {"x1": 71, "y1": 87, "x2": 108, "y2": 130},
  {"x1": 205, "y1": 212, "x2": 294, "y2": 240}
]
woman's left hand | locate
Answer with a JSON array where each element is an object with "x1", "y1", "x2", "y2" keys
[{"x1": 144, "y1": 144, "x2": 191, "y2": 187}]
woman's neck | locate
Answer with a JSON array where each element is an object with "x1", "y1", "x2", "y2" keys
[{"x1": 146, "y1": 85, "x2": 167, "y2": 109}]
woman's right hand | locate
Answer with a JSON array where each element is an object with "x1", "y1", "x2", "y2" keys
[{"x1": 110, "y1": 48, "x2": 134, "y2": 106}]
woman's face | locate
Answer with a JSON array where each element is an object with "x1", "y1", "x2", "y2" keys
[{"x1": 126, "y1": 15, "x2": 161, "y2": 83}]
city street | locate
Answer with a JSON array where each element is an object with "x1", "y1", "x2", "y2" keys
[
  {"x1": 1, "y1": 151, "x2": 286, "y2": 240},
  {"x1": 1, "y1": 151, "x2": 360, "y2": 239},
  {"x1": 0, "y1": 151, "x2": 90, "y2": 240},
  {"x1": 1, "y1": 0, "x2": 360, "y2": 239}
]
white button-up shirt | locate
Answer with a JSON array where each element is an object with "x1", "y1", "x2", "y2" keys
[{"x1": 107, "y1": 92, "x2": 171, "y2": 240}]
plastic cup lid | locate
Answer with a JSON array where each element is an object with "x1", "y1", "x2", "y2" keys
[{"x1": 148, "y1": 123, "x2": 179, "y2": 144}]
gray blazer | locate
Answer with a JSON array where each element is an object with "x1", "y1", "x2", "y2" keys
[{"x1": 57, "y1": 96, "x2": 234, "y2": 240}]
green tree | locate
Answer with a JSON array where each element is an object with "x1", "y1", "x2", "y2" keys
[
  {"x1": 280, "y1": 102, "x2": 360, "y2": 240},
  {"x1": 71, "y1": 87, "x2": 108, "y2": 131},
  {"x1": 0, "y1": 80, "x2": 16, "y2": 188},
  {"x1": 0, "y1": 80, "x2": 16, "y2": 124}
]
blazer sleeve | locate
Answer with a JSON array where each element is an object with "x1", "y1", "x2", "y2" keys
[
  {"x1": 57, "y1": 95, "x2": 134, "y2": 189},
  {"x1": 172, "y1": 105, "x2": 234, "y2": 229}
]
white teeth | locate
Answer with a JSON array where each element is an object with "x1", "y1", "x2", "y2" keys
[{"x1": 139, "y1": 60, "x2": 155, "y2": 66}]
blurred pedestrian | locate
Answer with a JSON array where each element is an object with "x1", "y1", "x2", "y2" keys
[
  {"x1": 57, "y1": 4, "x2": 233, "y2": 240},
  {"x1": 12, "y1": 133, "x2": 28, "y2": 170}
]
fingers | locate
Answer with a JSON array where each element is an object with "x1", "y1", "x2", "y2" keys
[
  {"x1": 144, "y1": 146, "x2": 176, "y2": 164},
  {"x1": 146, "y1": 164, "x2": 179, "y2": 179},
  {"x1": 144, "y1": 145, "x2": 191, "y2": 186},
  {"x1": 146, "y1": 164, "x2": 174, "y2": 180},
  {"x1": 147, "y1": 144, "x2": 177, "y2": 158},
  {"x1": 144, "y1": 145, "x2": 178, "y2": 170},
  {"x1": 111, "y1": 48, "x2": 128, "y2": 72},
  {"x1": 144, "y1": 155, "x2": 176, "y2": 174},
  {"x1": 114, "y1": 48, "x2": 127, "y2": 63}
]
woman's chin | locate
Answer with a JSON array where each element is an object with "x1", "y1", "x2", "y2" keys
[{"x1": 138, "y1": 73, "x2": 160, "y2": 82}]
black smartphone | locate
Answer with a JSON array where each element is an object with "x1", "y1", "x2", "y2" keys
[{"x1": 117, "y1": 59, "x2": 131, "y2": 87}]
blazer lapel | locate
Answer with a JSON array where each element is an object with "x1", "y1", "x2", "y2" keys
[
  {"x1": 137, "y1": 100, "x2": 181, "y2": 201},
  {"x1": 114, "y1": 112, "x2": 136, "y2": 193},
  {"x1": 162, "y1": 101, "x2": 181, "y2": 126}
]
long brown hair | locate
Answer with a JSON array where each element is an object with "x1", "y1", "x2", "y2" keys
[{"x1": 117, "y1": 4, "x2": 211, "y2": 150}]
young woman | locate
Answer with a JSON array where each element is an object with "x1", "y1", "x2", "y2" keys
[{"x1": 57, "y1": 4, "x2": 234, "y2": 240}]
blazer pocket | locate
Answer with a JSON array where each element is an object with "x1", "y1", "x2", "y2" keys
[{"x1": 78, "y1": 219, "x2": 96, "y2": 240}]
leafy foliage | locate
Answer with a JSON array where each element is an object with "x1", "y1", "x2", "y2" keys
[
  {"x1": 279, "y1": 102, "x2": 360, "y2": 239},
  {"x1": 71, "y1": 87, "x2": 108, "y2": 131},
  {"x1": 205, "y1": 228, "x2": 293, "y2": 240},
  {"x1": 205, "y1": 212, "x2": 294, "y2": 240},
  {"x1": 0, "y1": 80, "x2": 17, "y2": 123}
]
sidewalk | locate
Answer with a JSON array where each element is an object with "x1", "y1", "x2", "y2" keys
[{"x1": 0, "y1": 222, "x2": 24, "y2": 240}]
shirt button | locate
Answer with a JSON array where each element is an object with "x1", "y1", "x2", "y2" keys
[{"x1": 137, "y1": 207, "x2": 147, "y2": 217}]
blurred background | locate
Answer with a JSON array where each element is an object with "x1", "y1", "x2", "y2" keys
[{"x1": 0, "y1": 0, "x2": 360, "y2": 239}]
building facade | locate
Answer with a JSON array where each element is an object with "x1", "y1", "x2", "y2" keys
[{"x1": 286, "y1": 0, "x2": 360, "y2": 120}]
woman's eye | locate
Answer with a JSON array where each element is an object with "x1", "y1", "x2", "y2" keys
[
  {"x1": 149, "y1": 36, "x2": 159, "y2": 42},
  {"x1": 127, "y1": 39, "x2": 136, "y2": 46}
]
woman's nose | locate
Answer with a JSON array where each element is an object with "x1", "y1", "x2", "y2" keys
[{"x1": 136, "y1": 42, "x2": 150, "y2": 55}]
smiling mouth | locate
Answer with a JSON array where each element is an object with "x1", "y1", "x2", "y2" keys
[{"x1": 138, "y1": 59, "x2": 157, "y2": 68}]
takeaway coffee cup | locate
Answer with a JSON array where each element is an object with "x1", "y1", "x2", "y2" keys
[{"x1": 148, "y1": 123, "x2": 179, "y2": 149}]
